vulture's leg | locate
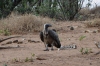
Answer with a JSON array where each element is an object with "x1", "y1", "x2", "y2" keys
[
  {"x1": 50, "y1": 43, "x2": 54, "y2": 51},
  {"x1": 44, "y1": 44, "x2": 49, "y2": 51}
]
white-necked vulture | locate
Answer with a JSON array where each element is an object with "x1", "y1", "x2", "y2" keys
[{"x1": 40, "y1": 24, "x2": 61, "y2": 51}]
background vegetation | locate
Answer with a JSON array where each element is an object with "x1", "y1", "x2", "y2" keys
[
  {"x1": 0, "y1": 13, "x2": 56, "y2": 34},
  {"x1": 0, "y1": 0, "x2": 100, "y2": 35},
  {"x1": 0, "y1": 0, "x2": 85, "y2": 20}
]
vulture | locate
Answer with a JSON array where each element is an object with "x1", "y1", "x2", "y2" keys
[{"x1": 40, "y1": 24, "x2": 61, "y2": 51}]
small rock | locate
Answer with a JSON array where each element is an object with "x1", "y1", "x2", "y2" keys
[
  {"x1": 98, "y1": 29, "x2": 100, "y2": 32},
  {"x1": 17, "y1": 45, "x2": 20, "y2": 47},
  {"x1": 6, "y1": 41, "x2": 12, "y2": 44},
  {"x1": 92, "y1": 31, "x2": 96, "y2": 33},
  {"x1": 17, "y1": 41, "x2": 23, "y2": 44},
  {"x1": 84, "y1": 30, "x2": 91, "y2": 33},
  {"x1": 94, "y1": 42, "x2": 100, "y2": 48},
  {"x1": 28, "y1": 40, "x2": 35, "y2": 43},
  {"x1": 67, "y1": 25, "x2": 71, "y2": 28},
  {"x1": 92, "y1": 30, "x2": 98, "y2": 33},
  {"x1": 28, "y1": 40, "x2": 40, "y2": 43},
  {"x1": 90, "y1": 63, "x2": 92, "y2": 65},
  {"x1": 13, "y1": 40, "x2": 18, "y2": 43},
  {"x1": 70, "y1": 27, "x2": 74, "y2": 30},
  {"x1": 22, "y1": 38, "x2": 25, "y2": 41},
  {"x1": 36, "y1": 57, "x2": 46, "y2": 60},
  {"x1": 67, "y1": 38, "x2": 71, "y2": 40}
]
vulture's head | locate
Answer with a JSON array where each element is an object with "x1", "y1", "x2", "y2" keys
[
  {"x1": 43, "y1": 24, "x2": 52, "y2": 35},
  {"x1": 44, "y1": 24, "x2": 52, "y2": 29}
]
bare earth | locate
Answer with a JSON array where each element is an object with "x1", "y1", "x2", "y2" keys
[{"x1": 0, "y1": 22, "x2": 100, "y2": 66}]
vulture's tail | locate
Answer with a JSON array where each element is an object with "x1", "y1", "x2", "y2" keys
[{"x1": 53, "y1": 39, "x2": 61, "y2": 48}]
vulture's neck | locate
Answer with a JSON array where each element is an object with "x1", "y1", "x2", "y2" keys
[
  {"x1": 44, "y1": 25, "x2": 48, "y2": 35},
  {"x1": 44, "y1": 28, "x2": 48, "y2": 35}
]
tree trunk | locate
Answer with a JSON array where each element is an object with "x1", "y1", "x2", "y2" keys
[{"x1": 69, "y1": 0, "x2": 78, "y2": 20}]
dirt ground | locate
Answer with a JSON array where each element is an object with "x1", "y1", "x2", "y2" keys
[{"x1": 0, "y1": 21, "x2": 100, "y2": 66}]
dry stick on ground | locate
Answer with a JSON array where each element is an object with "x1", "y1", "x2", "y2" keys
[
  {"x1": 0, "y1": 36, "x2": 21, "y2": 43},
  {"x1": 0, "y1": 46, "x2": 20, "y2": 49},
  {"x1": 0, "y1": 36, "x2": 21, "y2": 49},
  {"x1": 94, "y1": 51, "x2": 100, "y2": 55}
]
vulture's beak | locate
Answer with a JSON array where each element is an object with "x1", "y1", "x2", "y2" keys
[{"x1": 49, "y1": 24, "x2": 52, "y2": 27}]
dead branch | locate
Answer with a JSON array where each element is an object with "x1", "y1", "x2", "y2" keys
[
  {"x1": 0, "y1": 36, "x2": 21, "y2": 43},
  {"x1": 0, "y1": 45, "x2": 20, "y2": 49}
]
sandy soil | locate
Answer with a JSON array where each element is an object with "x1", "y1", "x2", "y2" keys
[{"x1": 0, "y1": 22, "x2": 100, "y2": 66}]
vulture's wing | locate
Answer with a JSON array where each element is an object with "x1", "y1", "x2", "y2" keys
[
  {"x1": 48, "y1": 30, "x2": 61, "y2": 48},
  {"x1": 40, "y1": 31, "x2": 52, "y2": 47},
  {"x1": 40, "y1": 31, "x2": 44, "y2": 42},
  {"x1": 39, "y1": 29, "x2": 56, "y2": 42}
]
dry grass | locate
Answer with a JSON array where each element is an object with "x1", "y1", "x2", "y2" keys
[
  {"x1": 85, "y1": 18, "x2": 100, "y2": 27},
  {"x1": 90, "y1": 6, "x2": 100, "y2": 14},
  {"x1": 0, "y1": 13, "x2": 56, "y2": 34},
  {"x1": 77, "y1": 6, "x2": 100, "y2": 21},
  {"x1": 79, "y1": 7, "x2": 90, "y2": 15}
]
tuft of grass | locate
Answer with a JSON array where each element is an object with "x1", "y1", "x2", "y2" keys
[
  {"x1": 79, "y1": 35, "x2": 86, "y2": 41},
  {"x1": 80, "y1": 47, "x2": 84, "y2": 54},
  {"x1": 24, "y1": 57, "x2": 34, "y2": 62},
  {"x1": 3, "y1": 64, "x2": 7, "y2": 66},
  {"x1": 0, "y1": 30, "x2": 3, "y2": 33},
  {"x1": 3, "y1": 29, "x2": 10, "y2": 36},
  {"x1": 24, "y1": 53, "x2": 35, "y2": 62},
  {"x1": 13, "y1": 58, "x2": 18, "y2": 62},
  {"x1": 11, "y1": 53, "x2": 35, "y2": 63},
  {"x1": 84, "y1": 48, "x2": 89, "y2": 54},
  {"x1": 31, "y1": 53, "x2": 35, "y2": 57},
  {"x1": 25, "y1": 57, "x2": 29, "y2": 62},
  {"x1": 0, "y1": 29, "x2": 10, "y2": 36},
  {"x1": 80, "y1": 48, "x2": 93, "y2": 55},
  {"x1": 12, "y1": 58, "x2": 20, "y2": 62}
]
